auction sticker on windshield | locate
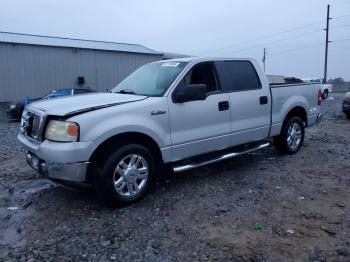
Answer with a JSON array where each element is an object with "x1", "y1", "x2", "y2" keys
[{"x1": 161, "y1": 62, "x2": 180, "y2": 67}]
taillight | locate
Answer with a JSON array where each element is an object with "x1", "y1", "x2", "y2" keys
[{"x1": 318, "y1": 89, "x2": 322, "y2": 106}]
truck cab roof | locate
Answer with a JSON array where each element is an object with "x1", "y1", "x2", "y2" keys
[{"x1": 160, "y1": 57, "x2": 257, "y2": 64}]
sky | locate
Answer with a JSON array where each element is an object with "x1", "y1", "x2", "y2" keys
[{"x1": 1, "y1": 0, "x2": 350, "y2": 80}]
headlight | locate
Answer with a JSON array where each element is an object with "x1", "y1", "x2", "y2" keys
[
  {"x1": 45, "y1": 120, "x2": 79, "y2": 142},
  {"x1": 9, "y1": 104, "x2": 17, "y2": 109}
]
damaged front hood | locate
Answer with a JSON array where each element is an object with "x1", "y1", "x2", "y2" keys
[{"x1": 28, "y1": 93, "x2": 147, "y2": 116}]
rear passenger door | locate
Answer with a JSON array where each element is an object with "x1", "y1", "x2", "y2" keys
[{"x1": 217, "y1": 60, "x2": 270, "y2": 147}]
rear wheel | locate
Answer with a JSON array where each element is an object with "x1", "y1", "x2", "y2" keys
[
  {"x1": 322, "y1": 89, "x2": 329, "y2": 99},
  {"x1": 94, "y1": 144, "x2": 156, "y2": 207},
  {"x1": 274, "y1": 116, "x2": 305, "y2": 155}
]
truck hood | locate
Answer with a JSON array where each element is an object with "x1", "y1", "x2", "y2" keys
[{"x1": 28, "y1": 93, "x2": 147, "y2": 116}]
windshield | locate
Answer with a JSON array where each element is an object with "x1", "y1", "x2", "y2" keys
[{"x1": 112, "y1": 62, "x2": 187, "y2": 96}]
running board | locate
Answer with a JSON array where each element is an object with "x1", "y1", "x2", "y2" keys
[{"x1": 172, "y1": 142, "x2": 270, "y2": 173}]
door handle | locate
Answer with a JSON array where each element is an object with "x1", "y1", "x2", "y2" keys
[
  {"x1": 260, "y1": 96, "x2": 268, "y2": 105},
  {"x1": 218, "y1": 101, "x2": 229, "y2": 111}
]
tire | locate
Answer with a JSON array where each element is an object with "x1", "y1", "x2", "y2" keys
[
  {"x1": 346, "y1": 112, "x2": 350, "y2": 119},
  {"x1": 273, "y1": 116, "x2": 305, "y2": 155},
  {"x1": 94, "y1": 144, "x2": 156, "y2": 207},
  {"x1": 322, "y1": 89, "x2": 329, "y2": 99}
]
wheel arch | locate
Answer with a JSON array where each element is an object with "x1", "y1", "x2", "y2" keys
[
  {"x1": 87, "y1": 132, "x2": 163, "y2": 181},
  {"x1": 283, "y1": 106, "x2": 307, "y2": 127}
]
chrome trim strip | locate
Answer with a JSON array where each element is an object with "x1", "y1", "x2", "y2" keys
[
  {"x1": 23, "y1": 109, "x2": 47, "y2": 141},
  {"x1": 172, "y1": 142, "x2": 270, "y2": 173},
  {"x1": 36, "y1": 114, "x2": 47, "y2": 141}
]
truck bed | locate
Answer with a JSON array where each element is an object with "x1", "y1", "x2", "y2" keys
[{"x1": 269, "y1": 83, "x2": 321, "y2": 137}]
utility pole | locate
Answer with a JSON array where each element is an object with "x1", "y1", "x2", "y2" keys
[
  {"x1": 262, "y1": 48, "x2": 266, "y2": 72},
  {"x1": 323, "y1": 4, "x2": 331, "y2": 84}
]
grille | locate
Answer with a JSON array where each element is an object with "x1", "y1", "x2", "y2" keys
[{"x1": 21, "y1": 111, "x2": 46, "y2": 141}]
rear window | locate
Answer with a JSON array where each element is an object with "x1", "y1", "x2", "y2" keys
[{"x1": 221, "y1": 61, "x2": 261, "y2": 92}]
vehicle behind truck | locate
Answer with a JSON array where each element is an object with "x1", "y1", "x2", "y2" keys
[
  {"x1": 18, "y1": 58, "x2": 323, "y2": 206},
  {"x1": 302, "y1": 78, "x2": 333, "y2": 99}
]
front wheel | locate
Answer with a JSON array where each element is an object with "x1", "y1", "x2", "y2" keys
[
  {"x1": 94, "y1": 144, "x2": 156, "y2": 207},
  {"x1": 273, "y1": 116, "x2": 305, "y2": 155}
]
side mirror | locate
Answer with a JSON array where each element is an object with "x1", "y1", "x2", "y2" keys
[{"x1": 173, "y1": 84, "x2": 207, "y2": 103}]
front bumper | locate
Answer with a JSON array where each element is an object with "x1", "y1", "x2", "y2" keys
[
  {"x1": 18, "y1": 133, "x2": 96, "y2": 182},
  {"x1": 25, "y1": 151, "x2": 89, "y2": 182}
]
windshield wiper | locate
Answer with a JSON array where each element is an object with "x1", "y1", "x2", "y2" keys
[{"x1": 117, "y1": 89, "x2": 136, "y2": 95}]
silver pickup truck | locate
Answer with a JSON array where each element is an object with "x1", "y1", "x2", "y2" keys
[{"x1": 18, "y1": 58, "x2": 323, "y2": 206}]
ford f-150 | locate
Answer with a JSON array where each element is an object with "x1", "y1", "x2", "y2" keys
[{"x1": 18, "y1": 58, "x2": 323, "y2": 206}]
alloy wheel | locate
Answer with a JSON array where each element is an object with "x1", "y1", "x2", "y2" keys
[
  {"x1": 287, "y1": 122, "x2": 302, "y2": 150},
  {"x1": 113, "y1": 154, "x2": 149, "y2": 197}
]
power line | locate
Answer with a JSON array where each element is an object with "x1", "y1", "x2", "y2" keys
[
  {"x1": 198, "y1": 13, "x2": 350, "y2": 56},
  {"x1": 267, "y1": 39, "x2": 350, "y2": 56},
  {"x1": 331, "y1": 23, "x2": 350, "y2": 29},
  {"x1": 267, "y1": 6, "x2": 349, "y2": 80},
  {"x1": 266, "y1": 23, "x2": 350, "y2": 57},
  {"x1": 269, "y1": 42, "x2": 324, "y2": 56},
  {"x1": 332, "y1": 14, "x2": 350, "y2": 20},
  {"x1": 198, "y1": 19, "x2": 325, "y2": 55},
  {"x1": 332, "y1": 38, "x2": 350, "y2": 42},
  {"x1": 230, "y1": 22, "x2": 350, "y2": 54},
  {"x1": 332, "y1": 0, "x2": 350, "y2": 7},
  {"x1": 216, "y1": 28, "x2": 323, "y2": 55}
]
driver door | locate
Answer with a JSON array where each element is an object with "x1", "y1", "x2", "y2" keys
[{"x1": 167, "y1": 62, "x2": 231, "y2": 162}]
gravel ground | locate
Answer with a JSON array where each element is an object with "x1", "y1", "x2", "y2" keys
[{"x1": 0, "y1": 94, "x2": 349, "y2": 261}]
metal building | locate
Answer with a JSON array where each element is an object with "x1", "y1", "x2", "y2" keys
[{"x1": 0, "y1": 32, "x2": 163, "y2": 102}]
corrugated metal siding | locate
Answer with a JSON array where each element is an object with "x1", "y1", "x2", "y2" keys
[
  {"x1": 95, "y1": 51, "x2": 158, "y2": 91},
  {"x1": 0, "y1": 43, "x2": 162, "y2": 102}
]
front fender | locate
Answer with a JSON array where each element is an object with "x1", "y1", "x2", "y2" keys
[{"x1": 86, "y1": 117, "x2": 169, "y2": 149}]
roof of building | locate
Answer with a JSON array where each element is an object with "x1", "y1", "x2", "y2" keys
[
  {"x1": 162, "y1": 52, "x2": 192, "y2": 59},
  {"x1": 0, "y1": 31, "x2": 161, "y2": 55}
]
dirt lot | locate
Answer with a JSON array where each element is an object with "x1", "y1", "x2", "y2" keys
[{"x1": 0, "y1": 94, "x2": 349, "y2": 261}]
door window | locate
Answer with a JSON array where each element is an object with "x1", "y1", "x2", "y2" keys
[{"x1": 184, "y1": 63, "x2": 220, "y2": 94}]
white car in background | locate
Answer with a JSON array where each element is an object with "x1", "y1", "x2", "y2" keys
[
  {"x1": 302, "y1": 79, "x2": 333, "y2": 99},
  {"x1": 320, "y1": 83, "x2": 333, "y2": 99}
]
